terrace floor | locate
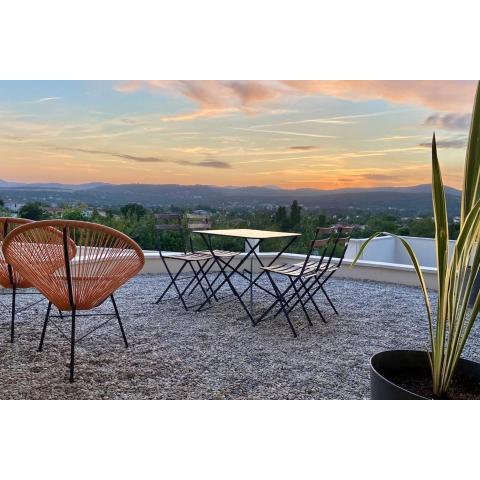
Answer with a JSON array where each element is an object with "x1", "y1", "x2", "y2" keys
[{"x1": 1, "y1": 274, "x2": 480, "y2": 399}]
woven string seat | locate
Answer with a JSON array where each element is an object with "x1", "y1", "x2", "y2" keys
[{"x1": 3, "y1": 220, "x2": 144, "y2": 311}]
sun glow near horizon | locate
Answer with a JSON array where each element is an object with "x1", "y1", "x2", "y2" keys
[{"x1": 0, "y1": 80, "x2": 475, "y2": 190}]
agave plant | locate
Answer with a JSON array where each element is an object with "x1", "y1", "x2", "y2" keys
[{"x1": 352, "y1": 81, "x2": 480, "y2": 398}]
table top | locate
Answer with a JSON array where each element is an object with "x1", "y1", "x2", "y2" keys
[{"x1": 193, "y1": 228, "x2": 301, "y2": 239}]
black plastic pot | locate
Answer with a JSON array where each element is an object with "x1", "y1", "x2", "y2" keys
[{"x1": 370, "y1": 350, "x2": 480, "y2": 400}]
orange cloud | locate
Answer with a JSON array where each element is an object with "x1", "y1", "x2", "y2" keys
[
  {"x1": 114, "y1": 80, "x2": 477, "y2": 120},
  {"x1": 282, "y1": 80, "x2": 477, "y2": 113}
]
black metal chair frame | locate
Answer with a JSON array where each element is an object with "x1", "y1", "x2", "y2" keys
[
  {"x1": 39, "y1": 294, "x2": 128, "y2": 381},
  {"x1": 257, "y1": 227, "x2": 336, "y2": 336},
  {"x1": 154, "y1": 213, "x2": 224, "y2": 310},
  {"x1": 0, "y1": 288, "x2": 46, "y2": 343},
  {"x1": 35, "y1": 226, "x2": 130, "y2": 383},
  {"x1": 1, "y1": 218, "x2": 47, "y2": 343},
  {"x1": 277, "y1": 226, "x2": 352, "y2": 318}
]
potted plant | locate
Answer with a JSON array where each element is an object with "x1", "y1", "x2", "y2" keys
[{"x1": 352, "y1": 81, "x2": 480, "y2": 399}]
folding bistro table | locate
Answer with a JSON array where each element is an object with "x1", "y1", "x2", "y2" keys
[{"x1": 193, "y1": 229, "x2": 300, "y2": 323}]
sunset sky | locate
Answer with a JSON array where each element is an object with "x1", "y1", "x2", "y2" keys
[{"x1": 0, "y1": 80, "x2": 476, "y2": 189}]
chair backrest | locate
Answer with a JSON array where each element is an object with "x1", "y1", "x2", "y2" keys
[
  {"x1": 154, "y1": 213, "x2": 186, "y2": 253},
  {"x1": 289, "y1": 226, "x2": 334, "y2": 276},
  {"x1": 332, "y1": 225, "x2": 353, "y2": 267},
  {"x1": 0, "y1": 217, "x2": 34, "y2": 288},
  {"x1": 3, "y1": 220, "x2": 144, "y2": 311},
  {"x1": 185, "y1": 214, "x2": 212, "y2": 251},
  {"x1": 153, "y1": 213, "x2": 183, "y2": 231},
  {"x1": 299, "y1": 225, "x2": 353, "y2": 274},
  {"x1": 186, "y1": 213, "x2": 212, "y2": 231}
]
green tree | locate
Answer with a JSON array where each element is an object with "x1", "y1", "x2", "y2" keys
[
  {"x1": 365, "y1": 215, "x2": 398, "y2": 235},
  {"x1": 289, "y1": 200, "x2": 302, "y2": 227},
  {"x1": 62, "y1": 208, "x2": 87, "y2": 221},
  {"x1": 317, "y1": 213, "x2": 327, "y2": 227},
  {"x1": 18, "y1": 202, "x2": 48, "y2": 220},
  {"x1": 274, "y1": 206, "x2": 287, "y2": 225},
  {"x1": 121, "y1": 203, "x2": 147, "y2": 218},
  {"x1": 407, "y1": 217, "x2": 435, "y2": 237}
]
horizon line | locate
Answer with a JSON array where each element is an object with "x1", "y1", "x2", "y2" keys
[{"x1": 0, "y1": 178, "x2": 458, "y2": 192}]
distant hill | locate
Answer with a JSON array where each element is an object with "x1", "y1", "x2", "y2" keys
[
  {"x1": 0, "y1": 180, "x2": 462, "y2": 215},
  {"x1": 0, "y1": 179, "x2": 109, "y2": 191}
]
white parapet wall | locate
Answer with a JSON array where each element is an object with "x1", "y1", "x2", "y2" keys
[
  {"x1": 141, "y1": 234, "x2": 444, "y2": 290},
  {"x1": 345, "y1": 235, "x2": 455, "y2": 268}
]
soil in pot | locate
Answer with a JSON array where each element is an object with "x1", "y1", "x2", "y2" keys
[{"x1": 391, "y1": 370, "x2": 480, "y2": 400}]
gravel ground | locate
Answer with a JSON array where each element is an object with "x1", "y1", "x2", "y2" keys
[{"x1": 1, "y1": 273, "x2": 480, "y2": 399}]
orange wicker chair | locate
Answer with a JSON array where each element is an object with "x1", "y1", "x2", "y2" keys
[
  {"x1": 3, "y1": 220, "x2": 145, "y2": 382},
  {"x1": 0, "y1": 217, "x2": 36, "y2": 342}
]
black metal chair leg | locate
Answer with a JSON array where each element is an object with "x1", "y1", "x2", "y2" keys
[
  {"x1": 280, "y1": 279, "x2": 327, "y2": 324},
  {"x1": 319, "y1": 284, "x2": 338, "y2": 314},
  {"x1": 10, "y1": 285, "x2": 16, "y2": 343},
  {"x1": 111, "y1": 294, "x2": 128, "y2": 348},
  {"x1": 201, "y1": 260, "x2": 221, "y2": 301},
  {"x1": 299, "y1": 278, "x2": 327, "y2": 323},
  {"x1": 38, "y1": 301, "x2": 52, "y2": 352},
  {"x1": 69, "y1": 308, "x2": 76, "y2": 383},
  {"x1": 162, "y1": 261, "x2": 190, "y2": 310},
  {"x1": 257, "y1": 279, "x2": 299, "y2": 323},
  {"x1": 187, "y1": 261, "x2": 213, "y2": 304},
  {"x1": 189, "y1": 259, "x2": 219, "y2": 302},
  {"x1": 289, "y1": 278, "x2": 313, "y2": 326},
  {"x1": 155, "y1": 261, "x2": 187, "y2": 305},
  {"x1": 266, "y1": 272, "x2": 297, "y2": 337}
]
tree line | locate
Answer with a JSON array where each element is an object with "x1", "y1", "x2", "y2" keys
[{"x1": 0, "y1": 198, "x2": 460, "y2": 254}]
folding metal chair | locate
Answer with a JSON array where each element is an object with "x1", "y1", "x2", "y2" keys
[
  {"x1": 154, "y1": 213, "x2": 235, "y2": 309},
  {"x1": 259, "y1": 227, "x2": 335, "y2": 337},
  {"x1": 277, "y1": 225, "x2": 353, "y2": 318},
  {"x1": 297, "y1": 225, "x2": 353, "y2": 314},
  {"x1": 186, "y1": 214, "x2": 243, "y2": 307}
]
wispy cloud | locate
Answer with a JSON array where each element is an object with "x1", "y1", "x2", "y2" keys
[
  {"x1": 282, "y1": 81, "x2": 477, "y2": 113},
  {"x1": 51, "y1": 146, "x2": 232, "y2": 168},
  {"x1": 252, "y1": 118, "x2": 353, "y2": 128},
  {"x1": 373, "y1": 135, "x2": 425, "y2": 141},
  {"x1": 233, "y1": 127, "x2": 336, "y2": 139},
  {"x1": 251, "y1": 110, "x2": 404, "y2": 129},
  {"x1": 24, "y1": 97, "x2": 62, "y2": 104},
  {"x1": 418, "y1": 136, "x2": 468, "y2": 149},
  {"x1": 424, "y1": 112, "x2": 471, "y2": 131},
  {"x1": 160, "y1": 108, "x2": 237, "y2": 122},
  {"x1": 194, "y1": 160, "x2": 231, "y2": 169},
  {"x1": 288, "y1": 145, "x2": 318, "y2": 151}
]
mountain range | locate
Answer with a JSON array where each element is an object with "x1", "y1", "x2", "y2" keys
[{"x1": 0, "y1": 179, "x2": 462, "y2": 214}]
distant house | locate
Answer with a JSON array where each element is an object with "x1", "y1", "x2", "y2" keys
[{"x1": 45, "y1": 207, "x2": 64, "y2": 217}]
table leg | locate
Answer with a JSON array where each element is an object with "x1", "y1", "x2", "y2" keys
[
  {"x1": 250, "y1": 254, "x2": 253, "y2": 313},
  {"x1": 196, "y1": 233, "x2": 260, "y2": 324},
  {"x1": 248, "y1": 235, "x2": 300, "y2": 325}
]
